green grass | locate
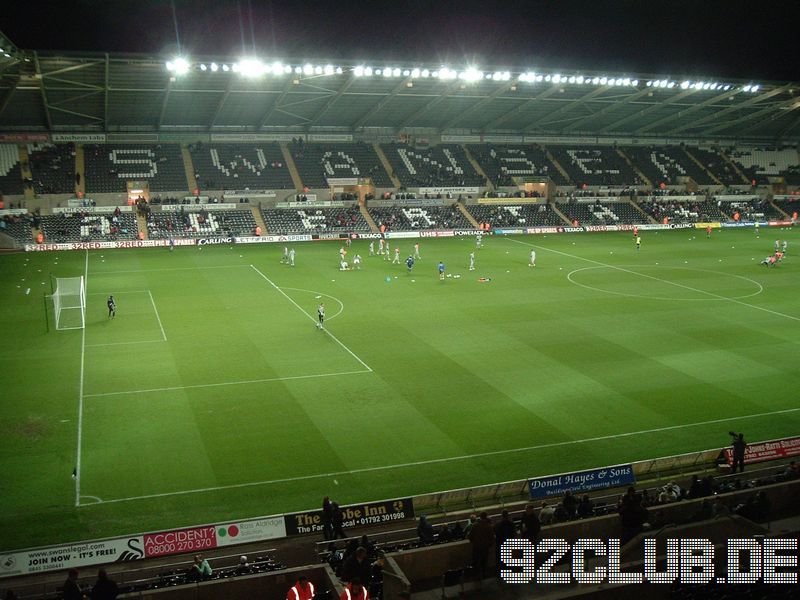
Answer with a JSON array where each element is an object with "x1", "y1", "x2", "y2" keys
[{"x1": 1, "y1": 227, "x2": 799, "y2": 551}]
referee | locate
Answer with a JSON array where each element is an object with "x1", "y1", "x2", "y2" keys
[
  {"x1": 316, "y1": 303, "x2": 325, "y2": 330},
  {"x1": 107, "y1": 295, "x2": 116, "y2": 319}
]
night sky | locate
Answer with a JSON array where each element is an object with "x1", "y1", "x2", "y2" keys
[{"x1": 4, "y1": 0, "x2": 799, "y2": 81}]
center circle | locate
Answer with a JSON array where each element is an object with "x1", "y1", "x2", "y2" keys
[{"x1": 566, "y1": 266, "x2": 763, "y2": 301}]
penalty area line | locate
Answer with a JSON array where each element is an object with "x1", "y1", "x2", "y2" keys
[{"x1": 79, "y1": 406, "x2": 800, "y2": 506}]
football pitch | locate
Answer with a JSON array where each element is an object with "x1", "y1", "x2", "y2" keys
[{"x1": 1, "y1": 227, "x2": 799, "y2": 551}]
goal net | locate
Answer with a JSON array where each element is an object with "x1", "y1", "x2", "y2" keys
[{"x1": 52, "y1": 276, "x2": 86, "y2": 330}]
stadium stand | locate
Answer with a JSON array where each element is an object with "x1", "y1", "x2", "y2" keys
[
  {"x1": 260, "y1": 206, "x2": 369, "y2": 234},
  {"x1": 621, "y1": 145, "x2": 717, "y2": 186},
  {"x1": 380, "y1": 143, "x2": 485, "y2": 188},
  {"x1": 26, "y1": 143, "x2": 76, "y2": 194},
  {"x1": 773, "y1": 196, "x2": 800, "y2": 217},
  {"x1": 686, "y1": 146, "x2": 744, "y2": 185},
  {"x1": 83, "y1": 144, "x2": 187, "y2": 193},
  {"x1": 557, "y1": 200, "x2": 642, "y2": 225},
  {"x1": 466, "y1": 144, "x2": 570, "y2": 186},
  {"x1": 727, "y1": 146, "x2": 800, "y2": 185},
  {"x1": 546, "y1": 145, "x2": 641, "y2": 186},
  {"x1": 466, "y1": 203, "x2": 566, "y2": 227},
  {"x1": 724, "y1": 198, "x2": 785, "y2": 221},
  {"x1": 289, "y1": 141, "x2": 392, "y2": 188},
  {"x1": 188, "y1": 142, "x2": 295, "y2": 190},
  {"x1": 147, "y1": 207, "x2": 256, "y2": 239},
  {"x1": 368, "y1": 204, "x2": 472, "y2": 230},
  {"x1": 638, "y1": 197, "x2": 710, "y2": 224},
  {"x1": 40, "y1": 210, "x2": 138, "y2": 243},
  {"x1": 0, "y1": 143, "x2": 24, "y2": 195},
  {"x1": 0, "y1": 212, "x2": 34, "y2": 243}
]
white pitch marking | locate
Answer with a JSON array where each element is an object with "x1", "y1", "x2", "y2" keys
[
  {"x1": 87, "y1": 290, "x2": 150, "y2": 296},
  {"x1": 282, "y1": 287, "x2": 345, "y2": 321},
  {"x1": 91, "y1": 265, "x2": 248, "y2": 275},
  {"x1": 507, "y1": 238, "x2": 800, "y2": 323},
  {"x1": 83, "y1": 369, "x2": 371, "y2": 398},
  {"x1": 81, "y1": 406, "x2": 800, "y2": 505},
  {"x1": 75, "y1": 250, "x2": 88, "y2": 507},
  {"x1": 250, "y1": 265, "x2": 372, "y2": 372},
  {"x1": 86, "y1": 339, "x2": 166, "y2": 348},
  {"x1": 148, "y1": 290, "x2": 168, "y2": 341}
]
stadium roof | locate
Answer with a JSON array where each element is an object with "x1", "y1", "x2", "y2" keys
[{"x1": 1, "y1": 49, "x2": 799, "y2": 141}]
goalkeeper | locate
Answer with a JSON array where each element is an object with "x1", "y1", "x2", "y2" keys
[{"x1": 107, "y1": 295, "x2": 116, "y2": 319}]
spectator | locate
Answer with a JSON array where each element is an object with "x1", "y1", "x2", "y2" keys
[
  {"x1": 493, "y1": 510, "x2": 516, "y2": 575},
  {"x1": 340, "y1": 547, "x2": 371, "y2": 586},
  {"x1": 783, "y1": 461, "x2": 800, "y2": 480},
  {"x1": 322, "y1": 496, "x2": 333, "y2": 540},
  {"x1": 286, "y1": 575, "x2": 315, "y2": 600},
  {"x1": 331, "y1": 502, "x2": 346, "y2": 539},
  {"x1": 657, "y1": 482, "x2": 681, "y2": 504},
  {"x1": 89, "y1": 569, "x2": 118, "y2": 600},
  {"x1": 235, "y1": 556, "x2": 251, "y2": 576},
  {"x1": 416, "y1": 515, "x2": 435, "y2": 544},
  {"x1": 731, "y1": 433, "x2": 747, "y2": 473},
  {"x1": 577, "y1": 495, "x2": 594, "y2": 519},
  {"x1": 562, "y1": 490, "x2": 578, "y2": 518},
  {"x1": 688, "y1": 475, "x2": 703, "y2": 499},
  {"x1": 468, "y1": 512, "x2": 495, "y2": 581},
  {"x1": 539, "y1": 502, "x2": 556, "y2": 525},
  {"x1": 520, "y1": 504, "x2": 541, "y2": 542},
  {"x1": 62, "y1": 568, "x2": 83, "y2": 600},
  {"x1": 190, "y1": 554, "x2": 212, "y2": 580},
  {"x1": 339, "y1": 578, "x2": 368, "y2": 600},
  {"x1": 618, "y1": 487, "x2": 649, "y2": 543},
  {"x1": 463, "y1": 513, "x2": 477, "y2": 538}
]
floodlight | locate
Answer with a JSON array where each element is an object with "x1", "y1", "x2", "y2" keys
[
  {"x1": 314, "y1": 65, "x2": 323, "y2": 75},
  {"x1": 576, "y1": 75, "x2": 584, "y2": 84},
  {"x1": 567, "y1": 76, "x2": 575, "y2": 84},
  {"x1": 723, "y1": 84, "x2": 731, "y2": 91},
  {"x1": 591, "y1": 76, "x2": 599, "y2": 84},
  {"x1": 302, "y1": 64, "x2": 313, "y2": 75},
  {"x1": 667, "y1": 81, "x2": 675, "y2": 88},
  {"x1": 335, "y1": 67, "x2": 343, "y2": 74},
  {"x1": 393, "y1": 67, "x2": 401, "y2": 77},
  {"x1": 238, "y1": 59, "x2": 267, "y2": 77},
  {"x1": 354, "y1": 66, "x2": 364, "y2": 77},
  {"x1": 694, "y1": 82, "x2": 703, "y2": 90},
  {"x1": 535, "y1": 75, "x2": 543, "y2": 82},
  {"x1": 552, "y1": 74, "x2": 561, "y2": 83},
  {"x1": 231, "y1": 63, "x2": 240, "y2": 72},
  {"x1": 631, "y1": 80, "x2": 639, "y2": 86},
  {"x1": 702, "y1": 82, "x2": 710, "y2": 89},
  {"x1": 411, "y1": 68, "x2": 420, "y2": 78},
  {"x1": 283, "y1": 65, "x2": 292, "y2": 74},
  {"x1": 545, "y1": 74, "x2": 552, "y2": 82},
  {"x1": 375, "y1": 68, "x2": 382, "y2": 75},
  {"x1": 431, "y1": 71, "x2": 439, "y2": 78},
  {"x1": 199, "y1": 64, "x2": 207, "y2": 71},
  {"x1": 383, "y1": 68, "x2": 392, "y2": 78},
  {"x1": 743, "y1": 85, "x2": 751, "y2": 92},
  {"x1": 680, "y1": 80, "x2": 690, "y2": 89},
  {"x1": 364, "y1": 67, "x2": 373, "y2": 76},
  {"x1": 167, "y1": 57, "x2": 189, "y2": 75},
  {"x1": 461, "y1": 67, "x2": 483, "y2": 82},
  {"x1": 421, "y1": 69, "x2": 430, "y2": 78},
  {"x1": 210, "y1": 62, "x2": 219, "y2": 72},
  {"x1": 272, "y1": 62, "x2": 283, "y2": 74},
  {"x1": 402, "y1": 69, "x2": 410, "y2": 76},
  {"x1": 294, "y1": 66, "x2": 302, "y2": 74},
  {"x1": 222, "y1": 64, "x2": 230, "y2": 72},
  {"x1": 599, "y1": 77, "x2": 608, "y2": 85},
  {"x1": 751, "y1": 84, "x2": 759, "y2": 92}
]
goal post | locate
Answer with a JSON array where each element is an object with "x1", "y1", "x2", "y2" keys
[{"x1": 51, "y1": 276, "x2": 86, "y2": 330}]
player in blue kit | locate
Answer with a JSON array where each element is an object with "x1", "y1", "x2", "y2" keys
[
  {"x1": 406, "y1": 255, "x2": 414, "y2": 273},
  {"x1": 438, "y1": 261, "x2": 446, "y2": 280}
]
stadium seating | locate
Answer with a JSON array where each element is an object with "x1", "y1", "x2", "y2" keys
[
  {"x1": 289, "y1": 141, "x2": 392, "y2": 188},
  {"x1": 773, "y1": 197, "x2": 800, "y2": 217},
  {"x1": 621, "y1": 145, "x2": 717, "y2": 186},
  {"x1": 466, "y1": 203, "x2": 565, "y2": 227},
  {"x1": 40, "y1": 211, "x2": 138, "y2": 243},
  {"x1": 260, "y1": 206, "x2": 369, "y2": 234},
  {"x1": 686, "y1": 146, "x2": 744, "y2": 185},
  {"x1": 380, "y1": 144, "x2": 485, "y2": 188},
  {"x1": 84, "y1": 144, "x2": 187, "y2": 193},
  {"x1": 147, "y1": 208, "x2": 256, "y2": 239},
  {"x1": 189, "y1": 142, "x2": 295, "y2": 190},
  {"x1": 368, "y1": 205, "x2": 471, "y2": 230},
  {"x1": 557, "y1": 201, "x2": 642, "y2": 225},
  {"x1": 546, "y1": 145, "x2": 640, "y2": 186},
  {"x1": 27, "y1": 142, "x2": 76, "y2": 194},
  {"x1": 724, "y1": 199, "x2": 784, "y2": 221},
  {"x1": 0, "y1": 214, "x2": 33, "y2": 243},
  {"x1": 466, "y1": 144, "x2": 570, "y2": 186},
  {"x1": 727, "y1": 147, "x2": 800, "y2": 185},
  {"x1": 0, "y1": 143, "x2": 24, "y2": 195}
]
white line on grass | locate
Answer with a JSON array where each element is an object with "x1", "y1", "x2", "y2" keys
[
  {"x1": 87, "y1": 290, "x2": 151, "y2": 296},
  {"x1": 91, "y1": 265, "x2": 248, "y2": 275},
  {"x1": 148, "y1": 290, "x2": 168, "y2": 341},
  {"x1": 250, "y1": 264, "x2": 372, "y2": 372},
  {"x1": 85, "y1": 339, "x2": 166, "y2": 348},
  {"x1": 74, "y1": 249, "x2": 88, "y2": 507},
  {"x1": 506, "y1": 238, "x2": 800, "y2": 323},
  {"x1": 83, "y1": 369, "x2": 371, "y2": 398},
  {"x1": 81, "y1": 405, "x2": 800, "y2": 505}
]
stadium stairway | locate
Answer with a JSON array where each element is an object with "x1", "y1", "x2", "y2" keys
[
  {"x1": 629, "y1": 199, "x2": 657, "y2": 223},
  {"x1": 541, "y1": 144, "x2": 572, "y2": 184},
  {"x1": 550, "y1": 202, "x2": 573, "y2": 225},
  {"x1": 457, "y1": 201, "x2": 479, "y2": 228},
  {"x1": 359, "y1": 204, "x2": 379, "y2": 232},
  {"x1": 373, "y1": 142, "x2": 402, "y2": 188},
  {"x1": 770, "y1": 200, "x2": 790, "y2": 218},
  {"x1": 251, "y1": 205, "x2": 268, "y2": 233},
  {"x1": 136, "y1": 212, "x2": 148, "y2": 240},
  {"x1": 617, "y1": 148, "x2": 652, "y2": 187},
  {"x1": 720, "y1": 149, "x2": 752, "y2": 184},
  {"x1": 683, "y1": 147, "x2": 722, "y2": 185},
  {"x1": 280, "y1": 142, "x2": 303, "y2": 190},
  {"x1": 463, "y1": 145, "x2": 494, "y2": 191},
  {"x1": 17, "y1": 145, "x2": 34, "y2": 200},
  {"x1": 74, "y1": 144, "x2": 85, "y2": 196},
  {"x1": 180, "y1": 144, "x2": 198, "y2": 192}
]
